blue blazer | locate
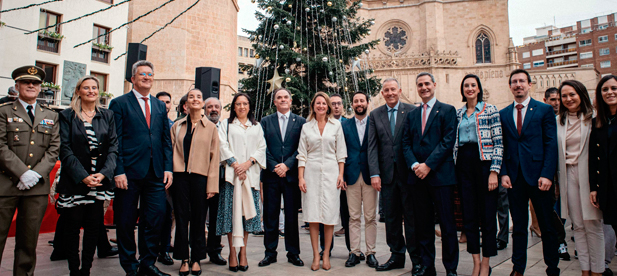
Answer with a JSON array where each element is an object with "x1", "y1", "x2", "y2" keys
[
  {"x1": 109, "y1": 92, "x2": 172, "y2": 180},
  {"x1": 260, "y1": 112, "x2": 306, "y2": 183},
  {"x1": 499, "y1": 98, "x2": 557, "y2": 185},
  {"x1": 402, "y1": 100, "x2": 457, "y2": 187},
  {"x1": 342, "y1": 116, "x2": 370, "y2": 185}
]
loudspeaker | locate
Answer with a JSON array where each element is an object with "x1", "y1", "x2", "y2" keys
[
  {"x1": 125, "y1": 43, "x2": 148, "y2": 82},
  {"x1": 195, "y1": 67, "x2": 220, "y2": 99}
]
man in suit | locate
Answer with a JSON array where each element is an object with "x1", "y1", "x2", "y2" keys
[
  {"x1": 342, "y1": 92, "x2": 379, "y2": 268},
  {"x1": 500, "y1": 69, "x2": 559, "y2": 276},
  {"x1": 199, "y1": 97, "x2": 227, "y2": 266},
  {"x1": 109, "y1": 60, "x2": 173, "y2": 276},
  {"x1": 368, "y1": 78, "x2": 419, "y2": 272},
  {"x1": 258, "y1": 88, "x2": 305, "y2": 267},
  {"x1": 0, "y1": 65, "x2": 60, "y2": 275},
  {"x1": 154, "y1": 91, "x2": 174, "y2": 266},
  {"x1": 402, "y1": 72, "x2": 458, "y2": 276}
]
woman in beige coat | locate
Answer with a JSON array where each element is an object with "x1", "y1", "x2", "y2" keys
[
  {"x1": 557, "y1": 80, "x2": 604, "y2": 276},
  {"x1": 170, "y1": 88, "x2": 220, "y2": 275}
]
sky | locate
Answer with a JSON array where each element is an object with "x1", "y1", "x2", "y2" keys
[{"x1": 237, "y1": 0, "x2": 617, "y2": 46}]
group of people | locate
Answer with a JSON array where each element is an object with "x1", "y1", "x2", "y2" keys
[{"x1": 2, "y1": 60, "x2": 617, "y2": 276}]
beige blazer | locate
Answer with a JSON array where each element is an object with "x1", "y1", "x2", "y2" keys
[
  {"x1": 557, "y1": 115, "x2": 602, "y2": 220},
  {"x1": 171, "y1": 115, "x2": 220, "y2": 194}
]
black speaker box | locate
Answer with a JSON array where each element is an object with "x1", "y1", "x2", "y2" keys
[
  {"x1": 125, "y1": 43, "x2": 148, "y2": 82},
  {"x1": 195, "y1": 67, "x2": 221, "y2": 99}
]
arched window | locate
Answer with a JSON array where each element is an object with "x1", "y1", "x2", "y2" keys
[{"x1": 475, "y1": 33, "x2": 491, "y2": 64}]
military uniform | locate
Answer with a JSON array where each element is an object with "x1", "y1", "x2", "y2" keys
[{"x1": 0, "y1": 66, "x2": 60, "y2": 276}]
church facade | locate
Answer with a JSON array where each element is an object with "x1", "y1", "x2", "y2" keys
[{"x1": 360, "y1": 0, "x2": 522, "y2": 109}]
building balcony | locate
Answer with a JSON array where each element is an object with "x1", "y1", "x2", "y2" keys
[
  {"x1": 545, "y1": 36, "x2": 577, "y2": 47},
  {"x1": 547, "y1": 60, "x2": 578, "y2": 69},
  {"x1": 546, "y1": 48, "x2": 577, "y2": 58}
]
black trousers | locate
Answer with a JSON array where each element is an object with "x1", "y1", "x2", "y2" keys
[
  {"x1": 115, "y1": 163, "x2": 166, "y2": 273},
  {"x1": 263, "y1": 178, "x2": 301, "y2": 257},
  {"x1": 319, "y1": 190, "x2": 350, "y2": 253},
  {"x1": 206, "y1": 190, "x2": 222, "y2": 256},
  {"x1": 456, "y1": 144, "x2": 498, "y2": 257},
  {"x1": 52, "y1": 211, "x2": 113, "y2": 257},
  {"x1": 508, "y1": 168, "x2": 560, "y2": 275},
  {"x1": 64, "y1": 200, "x2": 104, "y2": 275},
  {"x1": 158, "y1": 200, "x2": 173, "y2": 255},
  {"x1": 381, "y1": 166, "x2": 420, "y2": 264},
  {"x1": 496, "y1": 184, "x2": 510, "y2": 244},
  {"x1": 411, "y1": 179, "x2": 459, "y2": 270},
  {"x1": 171, "y1": 172, "x2": 209, "y2": 261}
]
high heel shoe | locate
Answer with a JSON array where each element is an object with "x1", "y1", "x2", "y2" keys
[
  {"x1": 529, "y1": 225, "x2": 542, "y2": 237},
  {"x1": 228, "y1": 253, "x2": 239, "y2": 272},
  {"x1": 238, "y1": 252, "x2": 249, "y2": 272},
  {"x1": 179, "y1": 259, "x2": 190, "y2": 276},
  {"x1": 190, "y1": 260, "x2": 201, "y2": 276}
]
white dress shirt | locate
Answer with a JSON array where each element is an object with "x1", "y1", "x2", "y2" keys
[
  {"x1": 355, "y1": 116, "x2": 368, "y2": 145},
  {"x1": 277, "y1": 110, "x2": 291, "y2": 141},
  {"x1": 132, "y1": 89, "x2": 152, "y2": 117},
  {"x1": 18, "y1": 98, "x2": 36, "y2": 117},
  {"x1": 512, "y1": 96, "x2": 531, "y2": 129}
]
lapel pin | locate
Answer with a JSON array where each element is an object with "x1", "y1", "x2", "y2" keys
[
  {"x1": 530, "y1": 108, "x2": 533, "y2": 111},
  {"x1": 293, "y1": 118, "x2": 295, "y2": 121},
  {"x1": 436, "y1": 110, "x2": 439, "y2": 113},
  {"x1": 402, "y1": 111, "x2": 405, "y2": 114}
]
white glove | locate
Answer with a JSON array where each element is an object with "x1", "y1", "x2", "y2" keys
[
  {"x1": 20, "y1": 170, "x2": 42, "y2": 189},
  {"x1": 17, "y1": 181, "x2": 29, "y2": 190}
]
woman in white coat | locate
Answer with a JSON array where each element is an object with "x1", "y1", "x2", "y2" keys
[
  {"x1": 557, "y1": 80, "x2": 604, "y2": 276},
  {"x1": 298, "y1": 92, "x2": 347, "y2": 271},
  {"x1": 217, "y1": 93, "x2": 266, "y2": 272}
]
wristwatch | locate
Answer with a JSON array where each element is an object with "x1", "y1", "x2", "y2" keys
[{"x1": 251, "y1": 159, "x2": 256, "y2": 165}]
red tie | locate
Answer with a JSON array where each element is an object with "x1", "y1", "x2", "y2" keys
[
  {"x1": 516, "y1": 104, "x2": 523, "y2": 135},
  {"x1": 142, "y1": 97, "x2": 151, "y2": 128}
]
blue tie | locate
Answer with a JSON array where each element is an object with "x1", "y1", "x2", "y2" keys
[{"x1": 389, "y1": 108, "x2": 396, "y2": 136}]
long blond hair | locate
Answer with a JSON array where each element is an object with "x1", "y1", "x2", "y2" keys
[
  {"x1": 71, "y1": 75, "x2": 102, "y2": 121},
  {"x1": 307, "y1": 91, "x2": 333, "y2": 121}
]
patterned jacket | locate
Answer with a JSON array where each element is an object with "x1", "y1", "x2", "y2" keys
[{"x1": 453, "y1": 101, "x2": 503, "y2": 173}]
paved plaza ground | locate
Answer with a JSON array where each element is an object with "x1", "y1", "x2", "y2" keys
[{"x1": 2, "y1": 217, "x2": 616, "y2": 276}]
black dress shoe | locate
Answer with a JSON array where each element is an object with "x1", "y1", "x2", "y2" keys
[
  {"x1": 138, "y1": 265, "x2": 170, "y2": 276},
  {"x1": 238, "y1": 264, "x2": 248, "y2": 272},
  {"x1": 345, "y1": 254, "x2": 360, "y2": 267},
  {"x1": 50, "y1": 251, "x2": 67, "y2": 261},
  {"x1": 156, "y1": 252, "x2": 173, "y2": 265},
  {"x1": 359, "y1": 252, "x2": 365, "y2": 260},
  {"x1": 366, "y1": 254, "x2": 379, "y2": 268},
  {"x1": 446, "y1": 269, "x2": 457, "y2": 276},
  {"x1": 412, "y1": 264, "x2": 422, "y2": 274},
  {"x1": 208, "y1": 253, "x2": 227, "y2": 265},
  {"x1": 126, "y1": 272, "x2": 138, "y2": 276},
  {"x1": 258, "y1": 255, "x2": 277, "y2": 267},
  {"x1": 496, "y1": 240, "x2": 507, "y2": 250},
  {"x1": 228, "y1": 266, "x2": 239, "y2": 272},
  {"x1": 375, "y1": 259, "x2": 404, "y2": 271},
  {"x1": 413, "y1": 265, "x2": 436, "y2": 276},
  {"x1": 379, "y1": 216, "x2": 385, "y2": 223},
  {"x1": 287, "y1": 255, "x2": 304, "y2": 266},
  {"x1": 604, "y1": 267, "x2": 614, "y2": 276},
  {"x1": 98, "y1": 246, "x2": 119, "y2": 258}
]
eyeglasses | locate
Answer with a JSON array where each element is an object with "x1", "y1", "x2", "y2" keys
[
  {"x1": 138, "y1": 73, "x2": 154, "y2": 77},
  {"x1": 18, "y1": 80, "x2": 42, "y2": 85},
  {"x1": 331, "y1": 102, "x2": 343, "y2": 106}
]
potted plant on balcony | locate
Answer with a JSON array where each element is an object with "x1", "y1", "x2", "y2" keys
[
  {"x1": 99, "y1": 91, "x2": 114, "y2": 106},
  {"x1": 40, "y1": 82, "x2": 60, "y2": 105},
  {"x1": 38, "y1": 30, "x2": 64, "y2": 41},
  {"x1": 92, "y1": 42, "x2": 114, "y2": 53}
]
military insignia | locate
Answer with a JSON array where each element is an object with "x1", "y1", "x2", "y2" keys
[
  {"x1": 27, "y1": 67, "x2": 38, "y2": 75},
  {"x1": 13, "y1": 134, "x2": 19, "y2": 142},
  {"x1": 7, "y1": 118, "x2": 12, "y2": 123},
  {"x1": 17, "y1": 118, "x2": 23, "y2": 123},
  {"x1": 44, "y1": 119, "x2": 54, "y2": 125}
]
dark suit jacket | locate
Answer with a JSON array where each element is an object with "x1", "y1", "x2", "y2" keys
[
  {"x1": 260, "y1": 112, "x2": 306, "y2": 183},
  {"x1": 499, "y1": 98, "x2": 557, "y2": 185},
  {"x1": 108, "y1": 92, "x2": 172, "y2": 180},
  {"x1": 57, "y1": 108, "x2": 118, "y2": 195},
  {"x1": 402, "y1": 100, "x2": 457, "y2": 186},
  {"x1": 368, "y1": 102, "x2": 415, "y2": 185},
  {"x1": 342, "y1": 116, "x2": 370, "y2": 185},
  {"x1": 589, "y1": 118, "x2": 617, "y2": 213}
]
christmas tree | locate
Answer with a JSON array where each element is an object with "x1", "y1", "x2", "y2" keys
[{"x1": 240, "y1": 0, "x2": 381, "y2": 118}]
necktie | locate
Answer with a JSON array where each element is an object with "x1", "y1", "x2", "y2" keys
[
  {"x1": 516, "y1": 104, "x2": 523, "y2": 135},
  {"x1": 26, "y1": 105, "x2": 35, "y2": 123},
  {"x1": 421, "y1": 103, "x2": 428, "y2": 134},
  {"x1": 281, "y1": 115, "x2": 287, "y2": 142},
  {"x1": 142, "y1": 97, "x2": 151, "y2": 128},
  {"x1": 389, "y1": 108, "x2": 396, "y2": 136}
]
